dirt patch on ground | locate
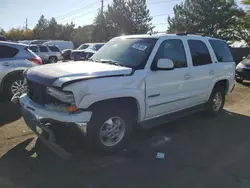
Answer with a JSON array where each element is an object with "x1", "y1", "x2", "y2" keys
[{"x1": 0, "y1": 83, "x2": 250, "y2": 188}]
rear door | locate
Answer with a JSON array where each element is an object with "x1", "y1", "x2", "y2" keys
[
  {"x1": 184, "y1": 39, "x2": 216, "y2": 105},
  {"x1": 209, "y1": 39, "x2": 235, "y2": 92},
  {"x1": 0, "y1": 45, "x2": 17, "y2": 84}
]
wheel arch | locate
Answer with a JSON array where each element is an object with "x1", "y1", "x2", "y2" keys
[
  {"x1": 214, "y1": 79, "x2": 229, "y2": 94},
  {"x1": 0, "y1": 70, "x2": 24, "y2": 93},
  {"x1": 88, "y1": 97, "x2": 141, "y2": 123},
  {"x1": 49, "y1": 56, "x2": 58, "y2": 60}
]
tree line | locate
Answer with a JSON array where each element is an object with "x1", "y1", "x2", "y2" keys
[{"x1": 1, "y1": 0, "x2": 250, "y2": 46}]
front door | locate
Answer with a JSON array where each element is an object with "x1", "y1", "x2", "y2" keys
[{"x1": 145, "y1": 39, "x2": 191, "y2": 119}]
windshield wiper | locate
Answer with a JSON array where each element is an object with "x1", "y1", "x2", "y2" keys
[
  {"x1": 90, "y1": 59, "x2": 128, "y2": 67},
  {"x1": 98, "y1": 59, "x2": 126, "y2": 67}
]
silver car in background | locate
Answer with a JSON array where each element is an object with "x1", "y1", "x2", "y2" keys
[
  {"x1": 71, "y1": 43, "x2": 105, "y2": 60},
  {"x1": 0, "y1": 41, "x2": 42, "y2": 99},
  {"x1": 29, "y1": 45, "x2": 63, "y2": 64}
]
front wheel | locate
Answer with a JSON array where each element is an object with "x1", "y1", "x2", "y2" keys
[
  {"x1": 4, "y1": 74, "x2": 25, "y2": 100},
  {"x1": 205, "y1": 86, "x2": 225, "y2": 116},
  {"x1": 86, "y1": 105, "x2": 134, "y2": 154}
]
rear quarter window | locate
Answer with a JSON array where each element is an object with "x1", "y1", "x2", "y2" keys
[
  {"x1": 39, "y1": 46, "x2": 49, "y2": 52},
  {"x1": 48, "y1": 46, "x2": 60, "y2": 52},
  {"x1": 0, "y1": 45, "x2": 19, "y2": 58},
  {"x1": 209, "y1": 40, "x2": 234, "y2": 62}
]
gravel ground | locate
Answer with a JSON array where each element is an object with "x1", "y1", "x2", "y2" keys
[{"x1": 1, "y1": 83, "x2": 250, "y2": 188}]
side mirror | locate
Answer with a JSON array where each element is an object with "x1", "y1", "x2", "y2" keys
[
  {"x1": 243, "y1": 56, "x2": 246, "y2": 60},
  {"x1": 156, "y1": 58, "x2": 174, "y2": 70}
]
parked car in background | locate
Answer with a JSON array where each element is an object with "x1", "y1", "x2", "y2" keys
[
  {"x1": 18, "y1": 40, "x2": 48, "y2": 45},
  {"x1": 76, "y1": 43, "x2": 91, "y2": 50},
  {"x1": 0, "y1": 41, "x2": 42, "y2": 99},
  {"x1": 28, "y1": 45, "x2": 62, "y2": 64},
  {"x1": 71, "y1": 43, "x2": 105, "y2": 61},
  {"x1": 0, "y1": 35, "x2": 7, "y2": 41},
  {"x1": 61, "y1": 49, "x2": 72, "y2": 60},
  {"x1": 19, "y1": 34, "x2": 235, "y2": 157},
  {"x1": 236, "y1": 55, "x2": 250, "y2": 83},
  {"x1": 43, "y1": 40, "x2": 73, "y2": 51}
]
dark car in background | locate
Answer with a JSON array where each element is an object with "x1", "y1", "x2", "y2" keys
[
  {"x1": 61, "y1": 49, "x2": 72, "y2": 60},
  {"x1": 71, "y1": 43, "x2": 105, "y2": 61},
  {"x1": 236, "y1": 55, "x2": 250, "y2": 83}
]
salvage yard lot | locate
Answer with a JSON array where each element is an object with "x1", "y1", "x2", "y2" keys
[{"x1": 0, "y1": 83, "x2": 250, "y2": 188}]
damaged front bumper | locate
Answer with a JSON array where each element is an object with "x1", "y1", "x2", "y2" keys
[{"x1": 20, "y1": 94, "x2": 92, "y2": 159}]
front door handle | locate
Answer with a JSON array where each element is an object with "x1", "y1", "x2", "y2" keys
[
  {"x1": 184, "y1": 74, "x2": 192, "y2": 80},
  {"x1": 2, "y1": 62, "x2": 10, "y2": 67},
  {"x1": 209, "y1": 70, "x2": 215, "y2": 75}
]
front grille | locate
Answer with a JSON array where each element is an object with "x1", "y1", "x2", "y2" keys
[{"x1": 27, "y1": 80, "x2": 57, "y2": 106}]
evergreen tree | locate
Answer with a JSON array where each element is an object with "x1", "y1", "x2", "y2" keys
[{"x1": 167, "y1": 0, "x2": 240, "y2": 39}]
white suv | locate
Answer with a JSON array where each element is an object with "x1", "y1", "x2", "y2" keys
[{"x1": 19, "y1": 34, "x2": 235, "y2": 158}]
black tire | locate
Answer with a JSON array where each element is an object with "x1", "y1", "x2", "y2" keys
[
  {"x1": 86, "y1": 104, "x2": 135, "y2": 154},
  {"x1": 48, "y1": 56, "x2": 58, "y2": 63},
  {"x1": 205, "y1": 85, "x2": 225, "y2": 116},
  {"x1": 236, "y1": 77, "x2": 243, "y2": 83},
  {"x1": 3, "y1": 74, "x2": 24, "y2": 100}
]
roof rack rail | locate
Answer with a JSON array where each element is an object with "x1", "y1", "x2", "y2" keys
[{"x1": 176, "y1": 32, "x2": 206, "y2": 37}]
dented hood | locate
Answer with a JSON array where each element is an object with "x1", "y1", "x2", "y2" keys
[{"x1": 25, "y1": 61, "x2": 133, "y2": 87}]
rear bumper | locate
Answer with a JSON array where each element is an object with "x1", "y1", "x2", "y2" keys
[{"x1": 20, "y1": 94, "x2": 92, "y2": 159}]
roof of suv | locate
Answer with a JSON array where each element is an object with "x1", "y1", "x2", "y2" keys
[{"x1": 116, "y1": 33, "x2": 223, "y2": 41}]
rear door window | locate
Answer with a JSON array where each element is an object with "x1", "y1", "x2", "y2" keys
[
  {"x1": 48, "y1": 46, "x2": 60, "y2": 52},
  {"x1": 0, "y1": 45, "x2": 19, "y2": 58},
  {"x1": 188, "y1": 40, "x2": 212, "y2": 66},
  {"x1": 39, "y1": 46, "x2": 49, "y2": 52},
  {"x1": 209, "y1": 40, "x2": 234, "y2": 62}
]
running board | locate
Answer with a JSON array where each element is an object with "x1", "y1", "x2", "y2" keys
[{"x1": 140, "y1": 104, "x2": 205, "y2": 129}]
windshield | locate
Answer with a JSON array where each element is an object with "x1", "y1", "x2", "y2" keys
[
  {"x1": 77, "y1": 44, "x2": 89, "y2": 50},
  {"x1": 91, "y1": 38, "x2": 156, "y2": 68}
]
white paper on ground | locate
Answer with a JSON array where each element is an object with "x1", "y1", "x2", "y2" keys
[{"x1": 156, "y1": 152, "x2": 165, "y2": 159}]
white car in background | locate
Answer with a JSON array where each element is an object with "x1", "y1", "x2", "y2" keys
[
  {"x1": 28, "y1": 45, "x2": 63, "y2": 64},
  {"x1": 43, "y1": 40, "x2": 74, "y2": 51}
]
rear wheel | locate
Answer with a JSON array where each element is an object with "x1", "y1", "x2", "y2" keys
[
  {"x1": 4, "y1": 74, "x2": 24, "y2": 100},
  {"x1": 86, "y1": 105, "x2": 134, "y2": 154},
  {"x1": 205, "y1": 86, "x2": 225, "y2": 116},
  {"x1": 48, "y1": 56, "x2": 58, "y2": 63}
]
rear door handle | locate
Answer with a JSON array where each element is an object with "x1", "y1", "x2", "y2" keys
[
  {"x1": 2, "y1": 62, "x2": 10, "y2": 67},
  {"x1": 209, "y1": 70, "x2": 215, "y2": 75},
  {"x1": 184, "y1": 74, "x2": 192, "y2": 80}
]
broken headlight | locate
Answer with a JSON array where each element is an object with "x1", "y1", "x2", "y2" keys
[{"x1": 46, "y1": 87, "x2": 75, "y2": 104}]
